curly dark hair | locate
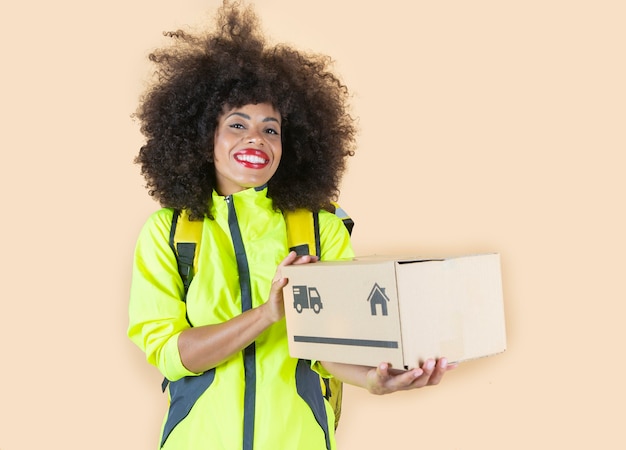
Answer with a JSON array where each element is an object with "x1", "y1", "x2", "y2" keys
[{"x1": 134, "y1": 1, "x2": 357, "y2": 220}]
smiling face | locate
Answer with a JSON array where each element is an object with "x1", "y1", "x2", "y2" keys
[{"x1": 212, "y1": 103, "x2": 282, "y2": 196}]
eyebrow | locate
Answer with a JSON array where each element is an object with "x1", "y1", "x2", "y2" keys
[{"x1": 226, "y1": 112, "x2": 281, "y2": 124}]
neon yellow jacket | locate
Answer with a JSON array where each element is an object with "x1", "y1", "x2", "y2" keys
[{"x1": 129, "y1": 187, "x2": 354, "y2": 450}]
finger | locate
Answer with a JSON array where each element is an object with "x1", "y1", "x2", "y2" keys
[
  {"x1": 271, "y1": 275, "x2": 289, "y2": 290},
  {"x1": 290, "y1": 254, "x2": 319, "y2": 265},
  {"x1": 405, "y1": 367, "x2": 426, "y2": 386},
  {"x1": 279, "y1": 252, "x2": 319, "y2": 268},
  {"x1": 378, "y1": 362, "x2": 414, "y2": 389},
  {"x1": 376, "y1": 362, "x2": 391, "y2": 380},
  {"x1": 421, "y1": 359, "x2": 437, "y2": 376},
  {"x1": 378, "y1": 362, "x2": 413, "y2": 379},
  {"x1": 383, "y1": 367, "x2": 424, "y2": 391},
  {"x1": 274, "y1": 252, "x2": 299, "y2": 284},
  {"x1": 279, "y1": 251, "x2": 299, "y2": 267},
  {"x1": 383, "y1": 364, "x2": 425, "y2": 390},
  {"x1": 424, "y1": 358, "x2": 448, "y2": 386},
  {"x1": 404, "y1": 359, "x2": 435, "y2": 387}
]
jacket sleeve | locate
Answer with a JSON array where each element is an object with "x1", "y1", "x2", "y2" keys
[{"x1": 127, "y1": 208, "x2": 200, "y2": 381}]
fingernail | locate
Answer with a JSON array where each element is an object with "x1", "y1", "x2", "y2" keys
[{"x1": 425, "y1": 360, "x2": 435, "y2": 370}]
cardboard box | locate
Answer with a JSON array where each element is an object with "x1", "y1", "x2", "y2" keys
[{"x1": 282, "y1": 253, "x2": 506, "y2": 369}]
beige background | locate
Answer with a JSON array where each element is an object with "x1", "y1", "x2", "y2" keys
[{"x1": 1, "y1": 0, "x2": 624, "y2": 449}]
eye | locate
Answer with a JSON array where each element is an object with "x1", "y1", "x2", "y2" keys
[
  {"x1": 265, "y1": 127, "x2": 280, "y2": 135},
  {"x1": 229, "y1": 123, "x2": 245, "y2": 130}
]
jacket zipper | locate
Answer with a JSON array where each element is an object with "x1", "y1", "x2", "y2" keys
[{"x1": 226, "y1": 195, "x2": 256, "y2": 450}]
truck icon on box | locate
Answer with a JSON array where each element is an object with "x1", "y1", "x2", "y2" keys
[{"x1": 292, "y1": 285, "x2": 323, "y2": 314}]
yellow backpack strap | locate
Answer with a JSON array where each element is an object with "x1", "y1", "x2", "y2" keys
[
  {"x1": 284, "y1": 202, "x2": 354, "y2": 258},
  {"x1": 163, "y1": 209, "x2": 203, "y2": 393},
  {"x1": 169, "y1": 209, "x2": 203, "y2": 296},
  {"x1": 284, "y1": 208, "x2": 320, "y2": 256}
]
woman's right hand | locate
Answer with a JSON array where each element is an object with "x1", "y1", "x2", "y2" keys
[{"x1": 265, "y1": 251, "x2": 319, "y2": 323}]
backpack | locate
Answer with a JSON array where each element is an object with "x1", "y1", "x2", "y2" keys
[{"x1": 168, "y1": 203, "x2": 354, "y2": 430}]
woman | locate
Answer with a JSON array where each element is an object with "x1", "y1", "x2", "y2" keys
[{"x1": 128, "y1": 2, "x2": 453, "y2": 449}]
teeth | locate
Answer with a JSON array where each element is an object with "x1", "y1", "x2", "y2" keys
[{"x1": 237, "y1": 154, "x2": 268, "y2": 164}]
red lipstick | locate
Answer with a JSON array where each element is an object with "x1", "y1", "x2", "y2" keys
[{"x1": 234, "y1": 149, "x2": 270, "y2": 169}]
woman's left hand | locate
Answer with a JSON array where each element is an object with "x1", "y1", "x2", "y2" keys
[{"x1": 365, "y1": 358, "x2": 457, "y2": 395}]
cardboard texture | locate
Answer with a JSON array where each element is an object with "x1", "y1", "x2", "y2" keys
[{"x1": 282, "y1": 253, "x2": 506, "y2": 369}]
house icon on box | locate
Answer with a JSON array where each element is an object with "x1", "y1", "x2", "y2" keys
[{"x1": 367, "y1": 283, "x2": 390, "y2": 316}]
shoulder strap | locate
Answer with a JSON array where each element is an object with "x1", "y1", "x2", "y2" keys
[
  {"x1": 284, "y1": 202, "x2": 354, "y2": 257},
  {"x1": 284, "y1": 209, "x2": 320, "y2": 256},
  {"x1": 162, "y1": 209, "x2": 203, "y2": 392},
  {"x1": 169, "y1": 209, "x2": 203, "y2": 297}
]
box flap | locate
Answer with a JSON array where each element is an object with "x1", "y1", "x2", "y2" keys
[{"x1": 396, "y1": 254, "x2": 506, "y2": 366}]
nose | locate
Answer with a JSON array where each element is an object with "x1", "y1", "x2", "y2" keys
[{"x1": 246, "y1": 130, "x2": 264, "y2": 145}]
